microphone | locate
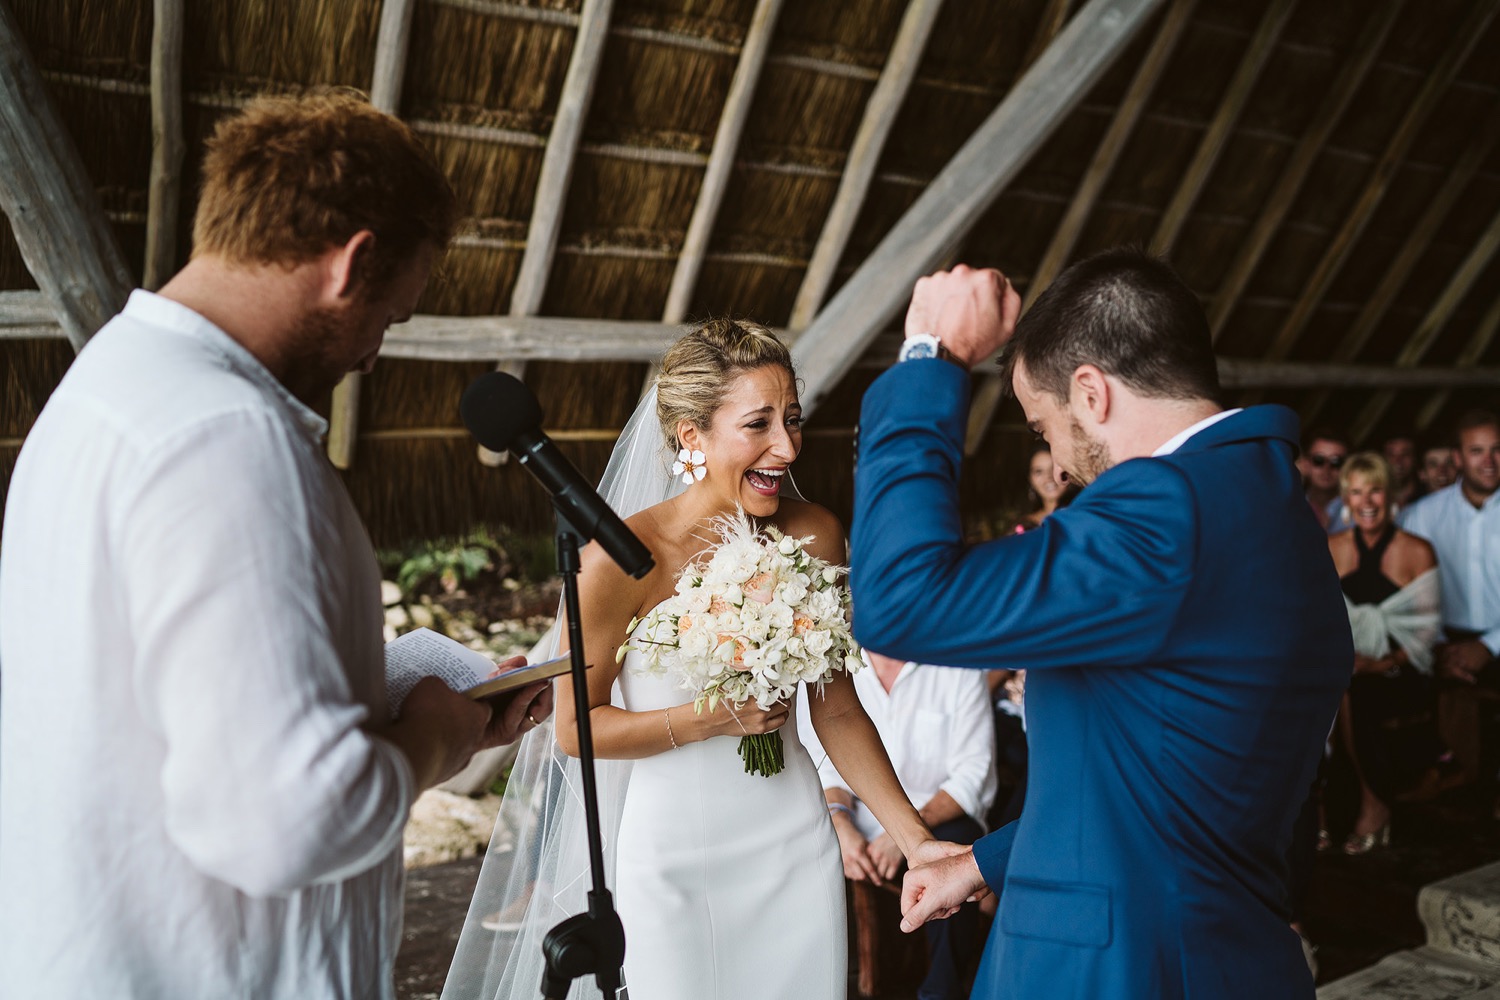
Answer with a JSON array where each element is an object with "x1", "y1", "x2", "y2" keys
[{"x1": 461, "y1": 372, "x2": 655, "y2": 580}]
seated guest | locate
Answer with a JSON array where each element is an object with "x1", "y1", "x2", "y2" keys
[
  {"x1": 803, "y1": 652, "x2": 996, "y2": 1000},
  {"x1": 1300, "y1": 426, "x2": 1350, "y2": 533},
  {"x1": 1326, "y1": 453, "x2": 1440, "y2": 853},
  {"x1": 1400, "y1": 411, "x2": 1500, "y2": 792},
  {"x1": 1416, "y1": 439, "x2": 1459, "y2": 497}
]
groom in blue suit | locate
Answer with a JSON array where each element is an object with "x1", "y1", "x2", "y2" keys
[{"x1": 850, "y1": 250, "x2": 1351, "y2": 999}]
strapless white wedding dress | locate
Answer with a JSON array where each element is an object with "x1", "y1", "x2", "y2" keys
[{"x1": 615, "y1": 617, "x2": 846, "y2": 1000}]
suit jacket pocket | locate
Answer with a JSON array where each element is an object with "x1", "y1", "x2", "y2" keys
[{"x1": 1000, "y1": 877, "x2": 1112, "y2": 949}]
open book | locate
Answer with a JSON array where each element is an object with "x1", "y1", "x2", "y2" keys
[{"x1": 384, "y1": 627, "x2": 572, "y2": 717}]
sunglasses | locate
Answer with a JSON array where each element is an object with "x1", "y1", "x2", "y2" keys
[{"x1": 1308, "y1": 454, "x2": 1345, "y2": 469}]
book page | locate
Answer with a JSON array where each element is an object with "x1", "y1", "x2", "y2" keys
[{"x1": 385, "y1": 627, "x2": 497, "y2": 716}]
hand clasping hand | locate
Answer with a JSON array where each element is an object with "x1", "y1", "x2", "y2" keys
[{"x1": 900, "y1": 848, "x2": 987, "y2": 933}]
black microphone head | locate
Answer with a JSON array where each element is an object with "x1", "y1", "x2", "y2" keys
[{"x1": 461, "y1": 371, "x2": 544, "y2": 453}]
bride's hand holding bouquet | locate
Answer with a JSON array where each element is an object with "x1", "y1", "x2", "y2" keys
[{"x1": 621, "y1": 508, "x2": 862, "y2": 776}]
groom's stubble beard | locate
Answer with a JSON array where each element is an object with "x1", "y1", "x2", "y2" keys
[{"x1": 1065, "y1": 415, "x2": 1112, "y2": 487}]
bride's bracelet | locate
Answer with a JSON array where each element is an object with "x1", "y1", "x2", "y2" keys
[{"x1": 664, "y1": 707, "x2": 681, "y2": 750}]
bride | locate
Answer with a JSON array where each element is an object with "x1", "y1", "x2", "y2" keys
[{"x1": 443, "y1": 319, "x2": 952, "y2": 1000}]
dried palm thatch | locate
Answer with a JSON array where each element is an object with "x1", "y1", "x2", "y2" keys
[{"x1": 3, "y1": 0, "x2": 1500, "y2": 547}]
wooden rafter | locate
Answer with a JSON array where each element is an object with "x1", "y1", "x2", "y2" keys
[
  {"x1": 1022, "y1": 0, "x2": 1077, "y2": 71},
  {"x1": 1349, "y1": 204, "x2": 1500, "y2": 444},
  {"x1": 1205, "y1": 0, "x2": 1402, "y2": 340},
  {"x1": 329, "y1": 0, "x2": 418, "y2": 470},
  {"x1": 144, "y1": 0, "x2": 184, "y2": 291},
  {"x1": 509, "y1": 0, "x2": 613, "y2": 317},
  {"x1": 661, "y1": 0, "x2": 784, "y2": 326},
  {"x1": 790, "y1": 0, "x2": 1168, "y2": 418},
  {"x1": 964, "y1": 0, "x2": 1196, "y2": 453},
  {"x1": 0, "y1": 2, "x2": 132, "y2": 352},
  {"x1": 1257, "y1": 2, "x2": 1498, "y2": 367},
  {"x1": 788, "y1": 0, "x2": 945, "y2": 329},
  {"x1": 1149, "y1": 0, "x2": 1295, "y2": 255},
  {"x1": 9, "y1": 291, "x2": 1495, "y2": 392},
  {"x1": 479, "y1": 0, "x2": 612, "y2": 462},
  {"x1": 1415, "y1": 293, "x2": 1500, "y2": 432},
  {"x1": 1298, "y1": 109, "x2": 1500, "y2": 429}
]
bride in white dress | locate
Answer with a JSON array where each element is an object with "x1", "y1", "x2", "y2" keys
[{"x1": 442, "y1": 320, "x2": 952, "y2": 1000}]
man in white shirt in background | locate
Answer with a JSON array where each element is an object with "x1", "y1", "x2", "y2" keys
[
  {"x1": 803, "y1": 651, "x2": 997, "y2": 1000},
  {"x1": 0, "y1": 93, "x2": 551, "y2": 999},
  {"x1": 1399, "y1": 409, "x2": 1500, "y2": 794}
]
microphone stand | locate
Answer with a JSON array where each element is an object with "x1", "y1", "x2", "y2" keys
[{"x1": 540, "y1": 510, "x2": 626, "y2": 1000}]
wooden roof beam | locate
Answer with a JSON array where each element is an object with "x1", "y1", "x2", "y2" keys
[
  {"x1": 965, "y1": 0, "x2": 1197, "y2": 453},
  {"x1": 790, "y1": 0, "x2": 1168, "y2": 419},
  {"x1": 1298, "y1": 109, "x2": 1500, "y2": 429},
  {"x1": 1415, "y1": 293, "x2": 1500, "y2": 433},
  {"x1": 144, "y1": 0, "x2": 184, "y2": 292},
  {"x1": 509, "y1": 0, "x2": 612, "y2": 317},
  {"x1": 0, "y1": 2, "x2": 132, "y2": 352},
  {"x1": 1022, "y1": 0, "x2": 1078, "y2": 70},
  {"x1": 789, "y1": 0, "x2": 946, "y2": 329},
  {"x1": 1258, "y1": 2, "x2": 1498, "y2": 368},
  {"x1": 329, "y1": 0, "x2": 418, "y2": 470},
  {"x1": 1205, "y1": 0, "x2": 1402, "y2": 341},
  {"x1": 662, "y1": 0, "x2": 784, "y2": 325},
  {"x1": 1149, "y1": 0, "x2": 1295, "y2": 255},
  {"x1": 1349, "y1": 203, "x2": 1500, "y2": 444}
]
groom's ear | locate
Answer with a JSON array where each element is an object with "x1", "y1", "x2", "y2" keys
[{"x1": 1071, "y1": 365, "x2": 1111, "y2": 426}]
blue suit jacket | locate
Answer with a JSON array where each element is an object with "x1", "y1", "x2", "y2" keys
[{"x1": 851, "y1": 361, "x2": 1351, "y2": 1000}]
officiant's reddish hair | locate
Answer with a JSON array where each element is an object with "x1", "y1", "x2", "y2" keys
[
  {"x1": 191, "y1": 90, "x2": 458, "y2": 287},
  {"x1": 656, "y1": 319, "x2": 794, "y2": 450}
]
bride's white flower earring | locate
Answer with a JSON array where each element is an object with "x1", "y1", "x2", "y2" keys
[{"x1": 673, "y1": 448, "x2": 707, "y2": 485}]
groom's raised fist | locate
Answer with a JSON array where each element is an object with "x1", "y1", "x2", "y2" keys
[{"x1": 904, "y1": 265, "x2": 1020, "y2": 370}]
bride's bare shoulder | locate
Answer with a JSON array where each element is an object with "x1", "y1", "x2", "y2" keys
[{"x1": 773, "y1": 498, "x2": 846, "y2": 561}]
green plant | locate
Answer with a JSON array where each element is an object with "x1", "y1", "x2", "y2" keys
[{"x1": 380, "y1": 529, "x2": 508, "y2": 599}]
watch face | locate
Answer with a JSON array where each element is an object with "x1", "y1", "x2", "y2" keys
[{"x1": 900, "y1": 337, "x2": 940, "y2": 361}]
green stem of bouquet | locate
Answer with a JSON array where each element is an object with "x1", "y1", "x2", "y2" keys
[{"x1": 737, "y1": 732, "x2": 785, "y2": 777}]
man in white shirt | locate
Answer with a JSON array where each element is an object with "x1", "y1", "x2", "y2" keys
[
  {"x1": 804, "y1": 651, "x2": 996, "y2": 1000},
  {"x1": 1399, "y1": 410, "x2": 1500, "y2": 789},
  {"x1": 0, "y1": 93, "x2": 551, "y2": 999}
]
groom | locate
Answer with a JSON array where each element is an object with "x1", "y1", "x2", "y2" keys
[{"x1": 849, "y1": 250, "x2": 1351, "y2": 999}]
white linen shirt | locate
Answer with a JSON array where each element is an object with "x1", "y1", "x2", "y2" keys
[
  {"x1": 1399, "y1": 482, "x2": 1500, "y2": 655},
  {"x1": 802, "y1": 661, "x2": 996, "y2": 840},
  {"x1": 0, "y1": 291, "x2": 415, "y2": 998}
]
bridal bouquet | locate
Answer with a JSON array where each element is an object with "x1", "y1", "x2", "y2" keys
[{"x1": 620, "y1": 510, "x2": 862, "y2": 777}]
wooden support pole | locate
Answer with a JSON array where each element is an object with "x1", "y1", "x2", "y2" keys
[
  {"x1": 1206, "y1": 0, "x2": 1401, "y2": 340},
  {"x1": 1415, "y1": 294, "x2": 1500, "y2": 432},
  {"x1": 1349, "y1": 204, "x2": 1500, "y2": 444},
  {"x1": 662, "y1": 0, "x2": 783, "y2": 325},
  {"x1": 144, "y1": 0, "x2": 184, "y2": 291},
  {"x1": 1149, "y1": 0, "x2": 1294, "y2": 255},
  {"x1": 0, "y1": 1, "x2": 132, "y2": 352},
  {"x1": 965, "y1": 0, "x2": 1195, "y2": 452},
  {"x1": 1259, "y1": 2, "x2": 1497, "y2": 368},
  {"x1": 790, "y1": 0, "x2": 1167, "y2": 419},
  {"x1": 788, "y1": 0, "x2": 945, "y2": 329},
  {"x1": 1298, "y1": 112, "x2": 1500, "y2": 429},
  {"x1": 329, "y1": 0, "x2": 418, "y2": 470}
]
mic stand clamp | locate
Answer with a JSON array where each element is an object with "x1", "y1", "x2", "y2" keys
[{"x1": 541, "y1": 511, "x2": 627, "y2": 999}]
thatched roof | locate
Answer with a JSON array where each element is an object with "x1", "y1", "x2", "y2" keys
[{"x1": 3, "y1": 0, "x2": 1499, "y2": 545}]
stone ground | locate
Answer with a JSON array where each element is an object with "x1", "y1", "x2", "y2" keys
[{"x1": 394, "y1": 786, "x2": 1500, "y2": 999}]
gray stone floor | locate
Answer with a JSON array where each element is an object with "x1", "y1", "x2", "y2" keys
[{"x1": 397, "y1": 787, "x2": 1500, "y2": 998}]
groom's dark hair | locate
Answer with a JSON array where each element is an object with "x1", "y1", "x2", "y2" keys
[{"x1": 1000, "y1": 247, "x2": 1221, "y2": 406}]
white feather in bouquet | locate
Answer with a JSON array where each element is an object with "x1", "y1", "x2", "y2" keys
[{"x1": 619, "y1": 508, "x2": 862, "y2": 776}]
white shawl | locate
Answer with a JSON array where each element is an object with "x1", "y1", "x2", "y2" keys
[{"x1": 1343, "y1": 567, "x2": 1441, "y2": 674}]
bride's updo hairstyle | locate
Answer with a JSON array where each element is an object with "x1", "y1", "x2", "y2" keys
[{"x1": 656, "y1": 318, "x2": 794, "y2": 450}]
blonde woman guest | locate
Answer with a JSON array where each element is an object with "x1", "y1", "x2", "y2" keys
[{"x1": 1327, "y1": 453, "x2": 1440, "y2": 853}]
